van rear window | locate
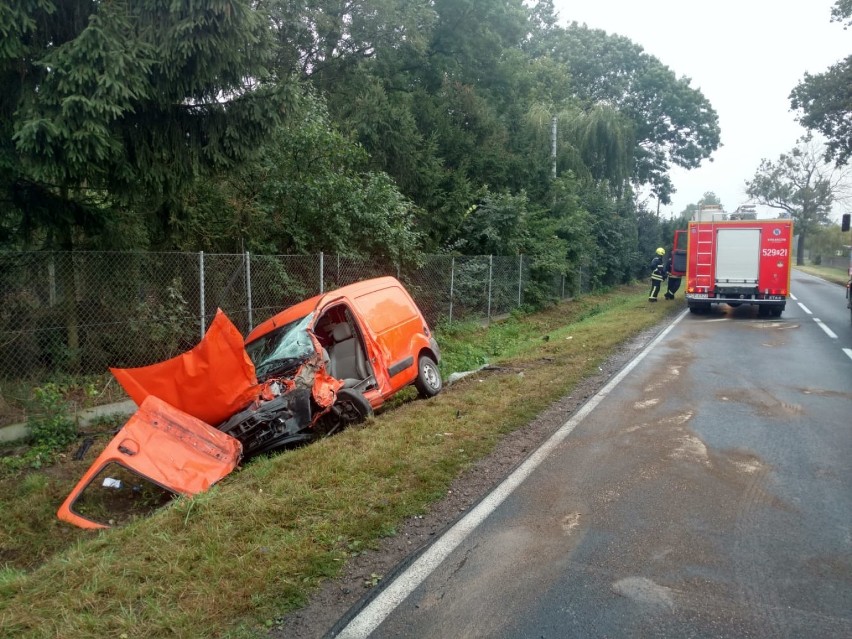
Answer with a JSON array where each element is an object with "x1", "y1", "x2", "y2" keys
[{"x1": 355, "y1": 286, "x2": 416, "y2": 334}]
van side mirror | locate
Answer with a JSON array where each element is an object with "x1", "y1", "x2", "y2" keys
[{"x1": 842, "y1": 213, "x2": 851, "y2": 232}]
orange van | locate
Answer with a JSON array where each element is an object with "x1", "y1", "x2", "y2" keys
[
  {"x1": 59, "y1": 278, "x2": 442, "y2": 529},
  {"x1": 110, "y1": 276, "x2": 441, "y2": 459},
  {"x1": 233, "y1": 276, "x2": 442, "y2": 454}
]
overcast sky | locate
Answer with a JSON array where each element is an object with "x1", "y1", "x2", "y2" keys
[{"x1": 551, "y1": 0, "x2": 850, "y2": 220}]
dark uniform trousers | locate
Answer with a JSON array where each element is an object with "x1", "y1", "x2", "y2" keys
[{"x1": 649, "y1": 257, "x2": 665, "y2": 301}]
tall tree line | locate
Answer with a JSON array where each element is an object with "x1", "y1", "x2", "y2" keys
[{"x1": 1, "y1": 0, "x2": 720, "y2": 290}]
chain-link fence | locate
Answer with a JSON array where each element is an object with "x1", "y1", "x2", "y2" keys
[{"x1": 0, "y1": 251, "x2": 591, "y2": 412}]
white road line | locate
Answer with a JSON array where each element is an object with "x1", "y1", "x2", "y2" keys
[
  {"x1": 334, "y1": 312, "x2": 690, "y2": 639},
  {"x1": 843, "y1": 348, "x2": 852, "y2": 362},
  {"x1": 790, "y1": 293, "x2": 798, "y2": 301},
  {"x1": 798, "y1": 302, "x2": 813, "y2": 315},
  {"x1": 813, "y1": 318, "x2": 838, "y2": 339}
]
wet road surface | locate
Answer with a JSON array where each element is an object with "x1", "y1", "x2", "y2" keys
[{"x1": 336, "y1": 272, "x2": 852, "y2": 638}]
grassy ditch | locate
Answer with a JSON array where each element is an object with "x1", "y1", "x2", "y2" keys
[
  {"x1": 0, "y1": 285, "x2": 683, "y2": 638},
  {"x1": 794, "y1": 263, "x2": 849, "y2": 287}
]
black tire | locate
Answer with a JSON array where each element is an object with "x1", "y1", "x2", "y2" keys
[
  {"x1": 414, "y1": 355, "x2": 442, "y2": 398},
  {"x1": 326, "y1": 388, "x2": 373, "y2": 435}
]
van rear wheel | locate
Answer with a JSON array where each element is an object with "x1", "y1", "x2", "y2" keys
[{"x1": 415, "y1": 355, "x2": 442, "y2": 398}]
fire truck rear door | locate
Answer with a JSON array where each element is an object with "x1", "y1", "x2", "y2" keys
[{"x1": 715, "y1": 228, "x2": 761, "y2": 284}]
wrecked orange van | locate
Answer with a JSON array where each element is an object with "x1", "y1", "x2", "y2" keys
[
  {"x1": 58, "y1": 278, "x2": 441, "y2": 528},
  {"x1": 111, "y1": 276, "x2": 440, "y2": 458},
  {"x1": 234, "y1": 276, "x2": 443, "y2": 454}
]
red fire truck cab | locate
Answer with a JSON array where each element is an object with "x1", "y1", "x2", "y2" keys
[{"x1": 672, "y1": 210, "x2": 793, "y2": 317}]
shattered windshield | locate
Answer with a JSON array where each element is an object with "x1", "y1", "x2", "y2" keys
[{"x1": 246, "y1": 313, "x2": 316, "y2": 379}]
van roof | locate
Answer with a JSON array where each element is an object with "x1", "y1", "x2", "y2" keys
[{"x1": 245, "y1": 276, "x2": 405, "y2": 344}]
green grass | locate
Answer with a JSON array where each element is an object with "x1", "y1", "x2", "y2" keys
[
  {"x1": 794, "y1": 263, "x2": 850, "y2": 286},
  {"x1": 0, "y1": 285, "x2": 683, "y2": 638}
]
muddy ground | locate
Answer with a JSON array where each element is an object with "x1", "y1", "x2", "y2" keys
[{"x1": 272, "y1": 322, "x2": 666, "y2": 638}]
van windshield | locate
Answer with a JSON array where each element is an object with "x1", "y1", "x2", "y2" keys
[{"x1": 246, "y1": 313, "x2": 316, "y2": 380}]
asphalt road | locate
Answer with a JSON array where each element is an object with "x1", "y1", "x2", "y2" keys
[{"x1": 335, "y1": 270, "x2": 852, "y2": 638}]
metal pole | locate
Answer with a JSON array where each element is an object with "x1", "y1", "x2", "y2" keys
[
  {"x1": 48, "y1": 255, "x2": 56, "y2": 307},
  {"x1": 199, "y1": 251, "x2": 206, "y2": 338},
  {"x1": 551, "y1": 115, "x2": 558, "y2": 179},
  {"x1": 245, "y1": 251, "x2": 253, "y2": 332},
  {"x1": 319, "y1": 251, "x2": 324, "y2": 294},
  {"x1": 449, "y1": 257, "x2": 455, "y2": 323},
  {"x1": 337, "y1": 253, "x2": 340, "y2": 286},
  {"x1": 487, "y1": 254, "x2": 493, "y2": 323},
  {"x1": 561, "y1": 274, "x2": 565, "y2": 299},
  {"x1": 518, "y1": 254, "x2": 523, "y2": 307}
]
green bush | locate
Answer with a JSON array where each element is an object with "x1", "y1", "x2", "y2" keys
[
  {"x1": 28, "y1": 383, "x2": 77, "y2": 450},
  {"x1": 1, "y1": 383, "x2": 79, "y2": 474}
]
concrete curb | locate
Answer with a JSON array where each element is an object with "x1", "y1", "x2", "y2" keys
[{"x1": 0, "y1": 399, "x2": 137, "y2": 445}]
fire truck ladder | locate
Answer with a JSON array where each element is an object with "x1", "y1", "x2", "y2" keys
[{"x1": 694, "y1": 227, "x2": 714, "y2": 288}]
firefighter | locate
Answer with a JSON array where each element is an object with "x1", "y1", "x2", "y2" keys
[
  {"x1": 649, "y1": 247, "x2": 666, "y2": 302},
  {"x1": 664, "y1": 250, "x2": 681, "y2": 300}
]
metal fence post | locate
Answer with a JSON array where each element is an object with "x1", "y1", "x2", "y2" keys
[
  {"x1": 245, "y1": 251, "x2": 253, "y2": 332},
  {"x1": 449, "y1": 257, "x2": 455, "y2": 323},
  {"x1": 48, "y1": 255, "x2": 56, "y2": 307},
  {"x1": 487, "y1": 254, "x2": 493, "y2": 323},
  {"x1": 518, "y1": 254, "x2": 523, "y2": 307},
  {"x1": 577, "y1": 264, "x2": 582, "y2": 297},
  {"x1": 319, "y1": 251, "x2": 324, "y2": 294},
  {"x1": 561, "y1": 274, "x2": 565, "y2": 299},
  {"x1": 199, "y1": 251, "x2": 206, "y2": 338}
]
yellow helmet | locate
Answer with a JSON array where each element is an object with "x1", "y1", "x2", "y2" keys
[{"x1": 656, "y1": 247, "x2": 665, "y2": 256}]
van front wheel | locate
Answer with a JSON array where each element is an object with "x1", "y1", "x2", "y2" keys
[{"x1": 415, "y1": 355, "x2": 442, "y2": 398}]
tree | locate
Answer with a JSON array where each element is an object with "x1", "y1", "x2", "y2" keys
[
  {"x1": 790, "y1": 1, "x2": 852, "y2": 166},
  {"x1": 265, "y1": 0, "x2": 437, "y2": 94},
  {"x1": 806, "y1": 222, "x2": 849, "y2": 265},
  {"x1": 831, "y1": 0, "x2": 852, "y2": 26},
  {"x1": 746, "y1": 138, "x2": 850, "y2": 264},
  {"x1": 178, "y1": 93, "x2": 421, "y2": 260},
  {"x1": 1, "y1": 0, "x2": 285, "y2": 249},
  {"x1": 0, "y1": 0, "x2": 285, "y2": 368},
  {"x1": 550, "y1": 24, "x2": 721, "y2": 204}
]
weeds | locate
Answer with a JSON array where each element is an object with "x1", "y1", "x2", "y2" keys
[{"x1": 1, "y1": 383, "x2": 80, "y2": 473}]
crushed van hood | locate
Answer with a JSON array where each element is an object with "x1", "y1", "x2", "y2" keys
[{"x1": 111, "y1": 310, "x2": 260, "y2": 426}]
